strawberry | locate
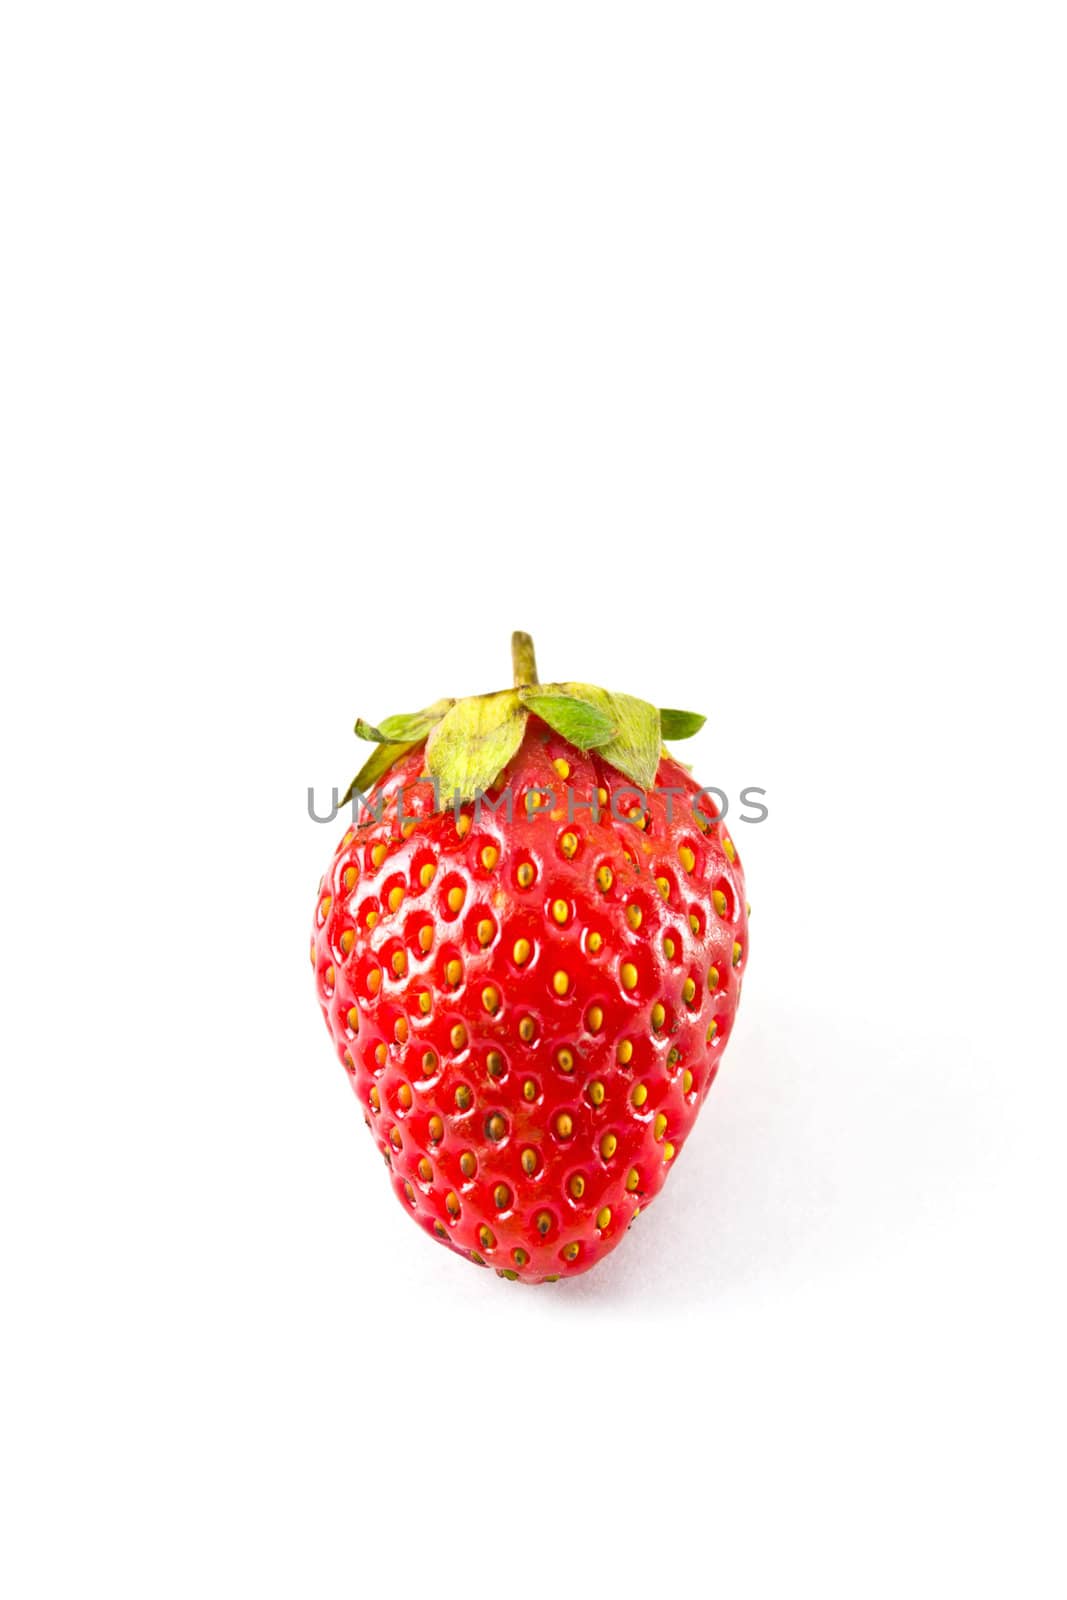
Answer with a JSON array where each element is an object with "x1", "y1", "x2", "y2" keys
[{"x1": 311, "y1": 633, "x2": 749, "y2": 1281}]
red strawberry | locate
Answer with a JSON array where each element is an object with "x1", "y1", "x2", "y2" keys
[{"x1": 311, "y1": 634, "x2": 749, "y2": 1281}]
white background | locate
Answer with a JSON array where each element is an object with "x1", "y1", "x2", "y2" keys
[{"x1": 2, "y1": 4, "x2": 1064, "y2": 1596}]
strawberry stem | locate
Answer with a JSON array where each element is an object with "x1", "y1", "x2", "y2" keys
[{"x1": 511, "y1": 631, "x2": 539, "y2": 688}]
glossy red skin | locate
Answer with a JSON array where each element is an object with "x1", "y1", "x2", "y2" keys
[{"x1": 311, "y1": 720, "x2": 748, "y2": 1282}]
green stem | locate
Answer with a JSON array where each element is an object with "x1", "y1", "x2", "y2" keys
[{"x1": 511, "y1": 631, "x2": 539, "y2": 688}]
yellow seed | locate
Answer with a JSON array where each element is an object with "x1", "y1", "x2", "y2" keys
[
  {"x1": 523, "y1": 1079, "x2": 537, "y2": 1102},
  {"x1": 481, "y1": 845, "x2": 499, "y2": 871},
  {"x1": 391, "y1": 1015, "x2": 405, "y2": 1043},
  {"x1": 631, "y1": 1084, "x2": 648, "y2": 1108},
  {"x1": 456, "y1": 815, "x2": 471, "y2": 838},
  {"x1": 600, "y1": 1132, "x2": 617, "y2": 1160},
  {"x1": 389, "y1": 1126, "x2": 402, "y2": 1150},
  {"x1": 556, "y1": 1112, "x2": 573, "y2": 1137},
  {"x1": 586, "y1": 1005, "x2": 603, "y2": 1032},
  {"x1": 654, "y1": 1113, "x2": 667, "y2": 1140},
  {"x1": 633, "y1": 812, "x2": 647, "y2": 831},
  {"x1": 346, "y1": 1005, "x2": 360, "y2": 1032},
  {"x1": 428, "y1": 1115, "x2": 443, "y2": 1141},
  {"x1": 447, "y1": 886, "x2": 465, "y2": 913},
  {"x1": 746, "y1": 902, "x2": 751, "y2": 917},
  {"x1": 403, "y1": 1181, "x2": 415, "y2": 1202},
  {"x1": 663, "y1": 935, "x2": 676, "y2": 959},
  {"x1": 371, "y1": 844, "x2": 387, "y2": 869},
  {"x1": 456, "y1": 1086, "x2": 473, "y2": 1112},
  {"x1": 596, "y1": 866, "x2": 614, "y2": 892},
  {"x1": 486, "y1": 1050, "x2": 504, "y2": 1078},
  {"x1": 341, "y1": 831, "x2": 355, "y2": 848},
  {"x1": 682, "y1": 977, "x2": 696, "y2": 1004},
  {"x1": 651, "y1": 1002, "x2": 665, "y2": 1031},
  {"x1": 569, "y1": 1173, "x2": 585, "y2": 1198},
  {"x1": 587, "y1": 932, "x2": 603, "y2": 953},
  {"x1": 450, "y1": 1023, "x2": 467, "y2": 1049},
  {"x1": 392, "y1": 950, "x2": 407, "y2": 976},
  {"x1": 479, "y1": 1225, "x2": 495, "y2": 1250},
  {"x1": 551, "y1": 899, "x2": 569, "y2": 925},
  {"x1": 560, "y1": 832, "x2": 579, "y2": 859},
  {"x1": 707, "y1": 1019, "x2": 718, "y2": 1041},
  {"x1": 708, "y1": 965, "x2": 720, "y2": 991},
  {"x1": 460, "y1": 1151, "x2": 476, "y2": 1178},
  {"x1": 445, "y1": 958, "x2": 462, "y2": 985},
  {"x1": 588, "y1": 1080, "x2": 605, "y2": 1107},
  {"x1": 627, "y1": 905, "x2": 642, "y2": 930},
  {"x1": 513, "y1": 1247, "x2": 529, "y2": 1266},
  {"x1": 477, "y1": 919, "x2": 495, "y2": 947},
  {"x1": 723, "y1": 837, "x2": 736, "y2": 862},
  {"x1": 620, "y1": 962, "x2": 638, "y2": 991},
  {"x1": 402, "y1": 822, "x2": 415, "y2": 840},
  {"x1": 493, "y1": 1184, "x2": 511, "y2": 1208},
  {"x1": 365, "y1": 911, "x2": 379, "y2": 929},
  {"x1": 419, "y1": 992, "x2": 432, "y2": 1015},
  {"x1": 419, "y1": 862, "x2": 436, "y2": 888},
  {"x1": 713, "y1": 889, "x2": 728, "y2": 917},
  {"x1": 373, "y1": 1042, "x2": 387, "y2": 1068},
  {"x1": 319, "y1": 895, "x2": 333, "y2": 921},
  {"x1": 596, "y1": 1206, "x2": 611, "y2": 1231},
  {"x1": 625, "y1": 1167, "x2": 640, "y2": 1192},
  {"x1": 339, "y1": 929, "x2": 355, "y2": 955},
  {"x1": 482, "y1": 985, "x2": 500, "y2": 1014},
  {"x1": 517, "y1": 862, "x2": 535, "y2": 888},
  {"x1": 689, "y1": 913, "x2": 700, "y2": 934},
  {"x1": 418, "y1": 1157, "x2": 432, "y2": 1181},
  {"x1": 513, "y1": 937, "x2": 532, "y2": 965},
  {"x1": 678, "y1": 845, "x2": 695, "y2": 873},
  {"x1": 663, "y1": 1142, "x2": 675, "y2": 1161},
  {"x1": 343, "y1": 1048, "x2": 354, "y2": 1070},
  {"x1": 433, "y1": 1222, "x2": 447, "y2": 1238},
  {"x1": 563, "y1": 1242, "x2": 580, "y2": 1261},
  {"x1": 388, "y1": 886, "x2": 404, "y2": 913},
  {"x1": 486, "y1": 1114, "x2": 506, "y2": 1142},
  {"x1": 418, "y1": 924, "x2": 433, "y2": 952},
  {"x1": 616, "y1": 1039, "x2": 633, "y2": 1066},
  {"x1": 422, "y1": 1050, "x2": 437, "y2": 1074},
  {"x1": 445, "y1": 1191, "x2": 460, "y2": 1216},
  {"x1": 369, "y1": 1086, "x2": 380, "y2": 1111},
  {"x1": 732, "y1": 941, "x2": 743, "y2": 966},
  {"x1": 655, "y1": 876, "x2": 670, "y2": 901},
  {"x1": 519, "y1": 1016, "x2": 536, "y2": 1042},
  {"x1": 324, "y1": 965, "x2": 335, "y2": 988},
  {"x1": 552, "y1": 971, "x2": 570, "y2": 996},
  {"x1": 367, "y1": 968, "x2": 380, "y2": 994},
  {"x1": 535, "y1": 1211, "x2": 552, "y2": 1235},
  {"x1": 557, "y1": 1047, "x2": 574, "y2": 1073},
  {"x1": 397, "y1": 1083, "x2": 412, "y2": 1110},
  {"x1": 682, "y1": 1069, "x2": 693, "y2": 1094},
  {"x1": 521, "y1": 1147, "x2": 537, "y2": 1175}
]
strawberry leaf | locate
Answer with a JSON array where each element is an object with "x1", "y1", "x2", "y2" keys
[
  {"x1": 354, "y1": 701, "x2": 453, "y2": 744},
  {"x1": 659, "y1": 708, "x2": 706, "y2": 739},
  {"x1": 519, "y1": 686, "x2": 616, "y2": 749},
  {"x1": 425, "y1": 690, "x2": 528, "y2": 803},
  {"x1": 341, "y1": 741, "x2": 417, "y2": 805},
  {"x1": 562, "y1": 684, "x2": 661, "y2": 789}
]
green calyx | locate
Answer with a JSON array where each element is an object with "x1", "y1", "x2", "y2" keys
[{"x1": 342, "y1": 631, "x2": 706, "y2": 804}]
